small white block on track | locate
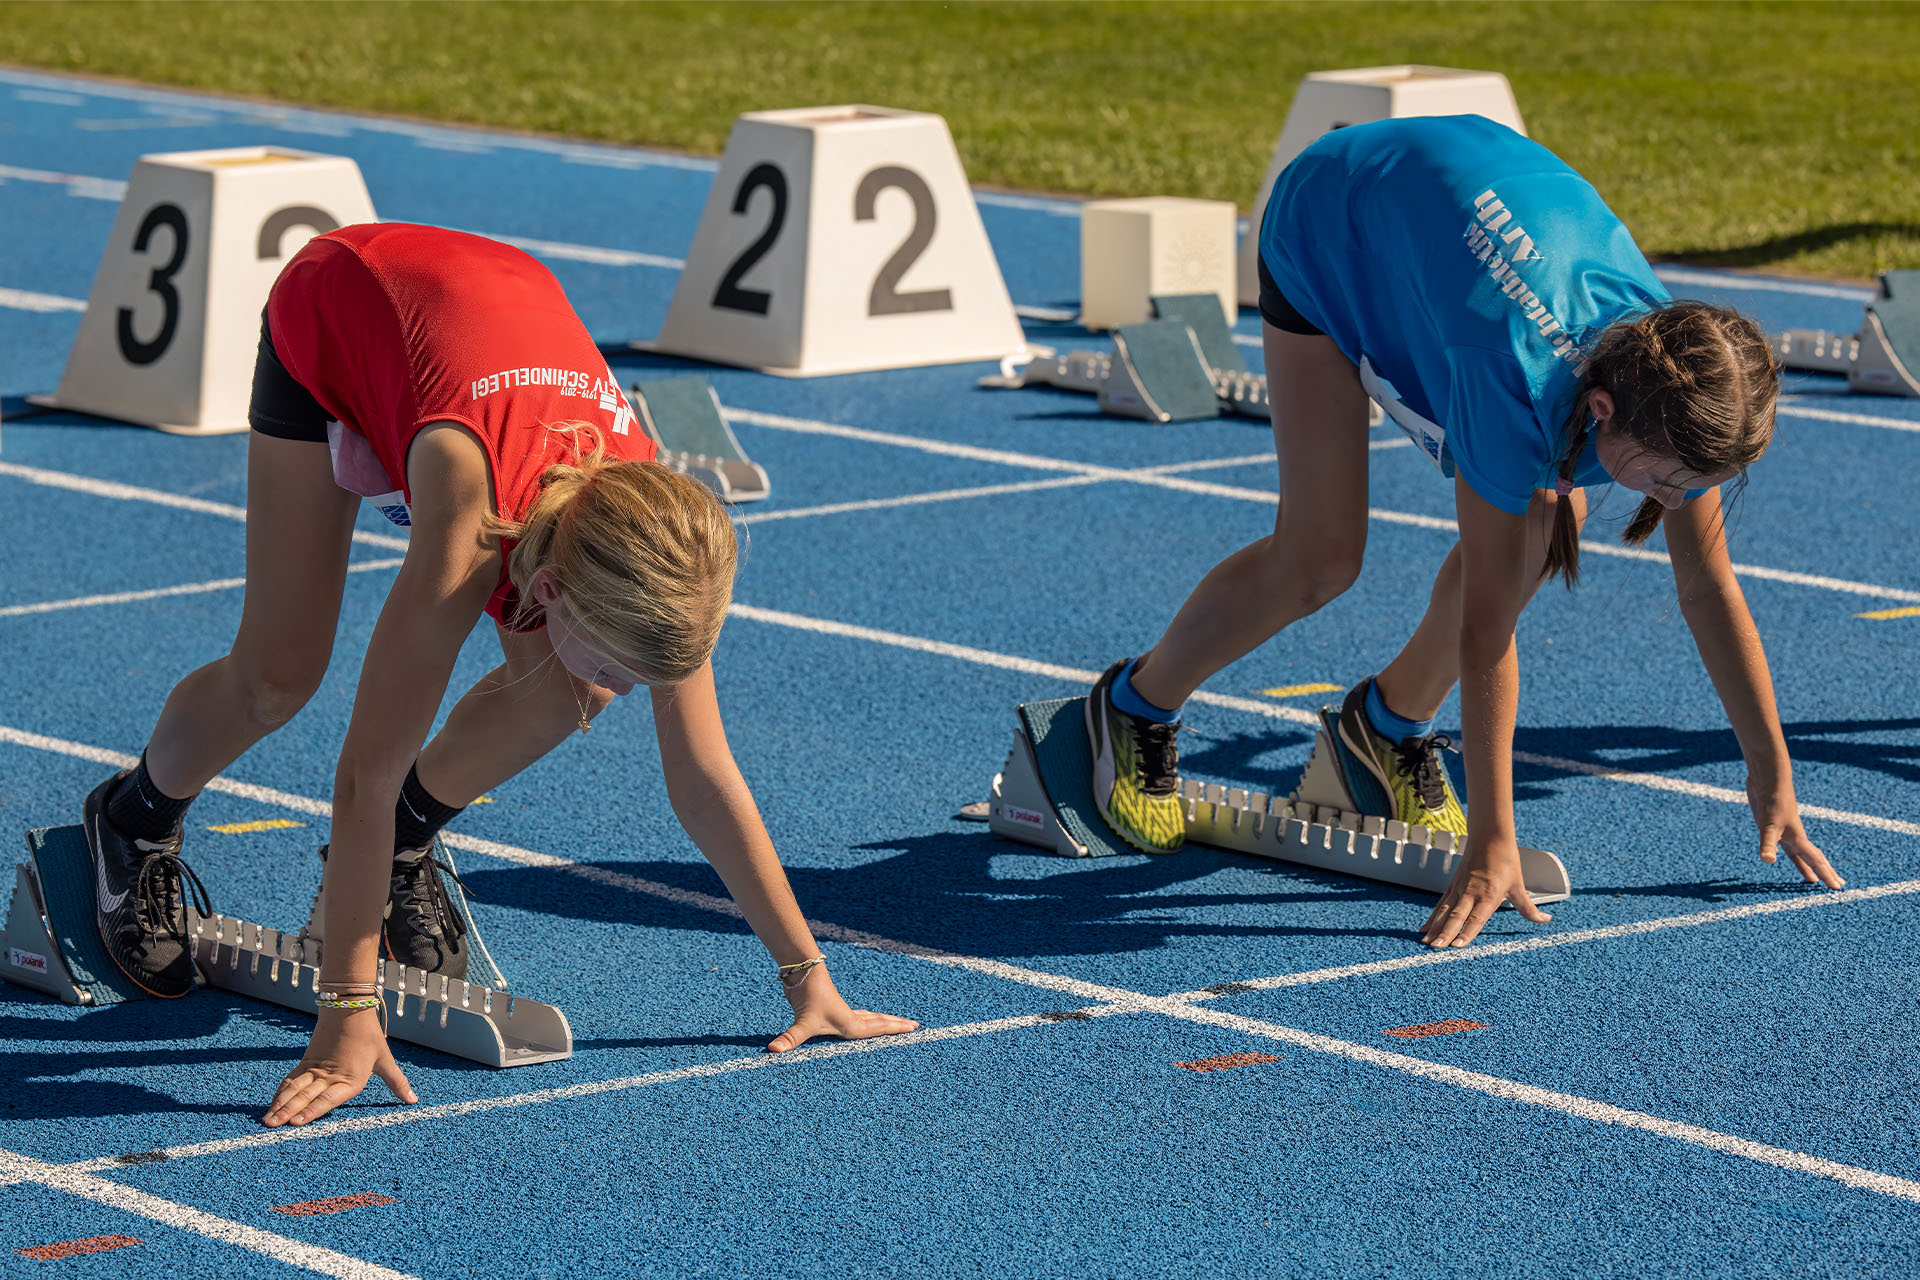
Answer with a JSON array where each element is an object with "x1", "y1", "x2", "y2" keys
[
  {"x1": 1236, "y1": 66, "x2": 1525, "y2": 307},
  {"x1": 652, "y1": 105, "x2": 1025, "y2": 377},
  {"x1": 1081, "y1": 197, "x2": 1237, "y2": 332},
  {"x1": 38, "y1": 146, "x2": 375, "y2": 435}
]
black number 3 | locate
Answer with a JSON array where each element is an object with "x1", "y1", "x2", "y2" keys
[{"x1": 116, "y1": 203, "x2": 188, "y2": 367}]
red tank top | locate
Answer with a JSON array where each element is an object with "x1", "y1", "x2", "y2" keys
[{"x1": 265, "y1": 223, "x2": 656, "y2": 629}]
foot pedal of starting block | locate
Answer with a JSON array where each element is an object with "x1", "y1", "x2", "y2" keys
[
  {"x1": 630, "y1": 377, "x2": 771, "y2": 503},
  {"x1": 3, "y1": 827, "x2": 155, "y2": 1005},
  {"x1": 985, "y1": 698, "x2": 1572, "y2": 903},
  {"x1": 1772, "y1": 270, "x2": 1920, "y2": 398},
  {"x1": 1151, "y1": 294, "x2": 1248, "y2": 375}
]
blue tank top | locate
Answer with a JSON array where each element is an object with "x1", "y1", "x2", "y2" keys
[{"x1": 1257, "y1": 115, "x2": 1671, "y2": 515}]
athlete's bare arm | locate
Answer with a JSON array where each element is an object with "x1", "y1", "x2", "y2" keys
[
  {"x1": 1423, "y1": 475, "x2": 1553, "y2": 949},
  {"x1": 1664, "y1": 488, "x2": 1842, "y2": 888},
  {"x1": 651, "y1": 664, "x2": 918, "y2": 1052},
  {"x1": 264, "y1": 422, "x2": 500, "y2": 1126}
]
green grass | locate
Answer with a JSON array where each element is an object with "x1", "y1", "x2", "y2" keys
[{"x1": 4, "y1": 0, "x2": 1916, "y2": 279}]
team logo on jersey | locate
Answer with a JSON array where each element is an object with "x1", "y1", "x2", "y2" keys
[
  {"x1": 1463, "y1": 187, "x2": 1581, "y2": 371},
  {"x1": 597, "y1": 366, "x2": 635, "y2": 435}
]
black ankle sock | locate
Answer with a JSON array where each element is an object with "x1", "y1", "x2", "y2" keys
[
  {"x1": 393, "y1": 763, "x2": 463, "y2": 856},
  {"x1": 105, "y1": 752, "x2": 196, "y2": 843}
]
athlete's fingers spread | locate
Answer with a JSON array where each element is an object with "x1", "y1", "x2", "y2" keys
[
  {"x1": 1784, "y1": 832, "x2": 1844, "y2": 889},
  {"x1": 289, "y1": 1080, "x2": 363, "y2": 1127},
  {"x1": 766, "y1": 1016, "x2": 822, "y2": 1054},
  {"x1": 1510, "y1": 883, "x2": 1552, "y2": 925},
  {"x1": 263, "y1": 1074, "x2": 330, "y2": 1128},
  {"x1": 1424, "y1": 895, "x2": 1477, "y2": 949},
  {"x1": 375, "y1": 1052, "x2": 416, "y2": 1104},
  {"x1": 1450, "y1": 896, "x2": 1503, "y2": 948},
  {"x1": 845, "y1": 1012, "x2": 918, "y2": 1041},
  {"x1": 1422, "y1": 890, "x2": 1464, "y2": 940}
]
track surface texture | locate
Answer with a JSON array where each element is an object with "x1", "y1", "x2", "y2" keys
[{"x1": 3, "y1": 70, "x2": 1918, "y2": 1280}]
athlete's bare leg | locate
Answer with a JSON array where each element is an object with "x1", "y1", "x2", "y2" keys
[
  {"x1": 1130, "y1": 323, "x2": 1373, "y2": 710},
  {"x1": 144, "y1": 434, "x2": 360, "y2": 798},
  {"x1": 1373, "y1": 486, "x2": 1588, "y2": 722},
  {"x1": 411, "y1": 623, "x2": 614, "y2": 806}
]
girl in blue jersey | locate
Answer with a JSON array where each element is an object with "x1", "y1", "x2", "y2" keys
[{"x1": 1085, "y1": 116, "x2": 1842, "y2": 947}]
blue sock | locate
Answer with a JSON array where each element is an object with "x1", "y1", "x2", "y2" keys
[
  {"x1": 1365, "y1": 679, "x2": 1434, "y2": 742},
  {"x1": 1112, "y1": 657, "x2": 1180, "y2": 724}
]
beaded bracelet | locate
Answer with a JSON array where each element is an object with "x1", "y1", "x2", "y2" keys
[{"x1": 315, "y1": 994, "x2": 383, "y2": 1011}]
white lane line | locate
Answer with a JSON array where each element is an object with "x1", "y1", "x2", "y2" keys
[
  {"x1": 0, "y1": 1149, "x2": 418, "y2": 1279},
  {"x1": 0, "y1": 460, "x2": 410, "y2": 552},
  {"x1": 0, "y1": 161, "x2": 123, "y2": 200},
  {"x1": 735, "y1": 452, "x2": 1279, "y2": 526},
  {"x1": 718, "y1": 604, "x2": 1916, "y2": 836},
  {"x1": 1512, "y1": 747, "x2": 1920, "y2": 836},
  {"x1": 8, "y1": 722, "x2": 1917, "y2": 1208},
  {"x1": 0, "y1": 559, "x2": 406, "y2": 619},
  {"x1": 1779, "y1": 402, "x2": 1920, "y2": 433},
  {"x1": 1654, "y1": 265, "x2": 1875, "y2": 303},
  {"x1": 0, "y1": 285, "x2": 86, "y2": 312},
  {"x1": 48, "y1": 1008, "x2": 1118, "y2": 1176},
  {"x1": 1174, "y1": 878, "x2": 1920, "y2": 999},
  {"x1": 1164, "y1": 1004, "x2": 1920, "y2": 1206},
  {"x1": 473, "y1": 231, "x2": 684, "y2": 271},
  {"x1": 726, "y1": 405, "x2": 1920, "y2": 604}
]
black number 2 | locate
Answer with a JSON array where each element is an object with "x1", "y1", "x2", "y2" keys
[
  {"x1": 855, "y1": 166, "x2": 951, "y2": 316},
  {"x1": 712, "y1": 163, "x2": 788, "y2": 315},
  {"x1": 116, "y1": 203, "x2": 188, "y2": 367}
]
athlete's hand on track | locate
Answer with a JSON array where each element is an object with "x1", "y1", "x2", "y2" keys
[
  {"x1": 1748, "y1": 772, "x2": 1844, "y2": 889},
  {"x1": 1421, "y1": 835, "x2": 1552, "y2": 949},
  {"x1": 767, "y1": 964, "x2": 918, "y2": 1053},
  {"x1": 262, "y1": 1007, "x2": 416, "y2": 1127}
]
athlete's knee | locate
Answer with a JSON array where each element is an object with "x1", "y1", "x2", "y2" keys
[
  {"x1": 231, "y1": 652, "x2": 328, "y2": 730},
  {"x1": 1273, "y1": 537, "x2": 1364, "y2": 612}
]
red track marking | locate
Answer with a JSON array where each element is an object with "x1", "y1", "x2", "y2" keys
[
  {"x1": 1175, "y1": 1051, "x2": 1280, "y2": 1073},
  {"x1": 270, "y1": 1192, "x2": 395, "y2": 1217},
  {"x1": 1382, "y1": 1019, "x2": 1489, "y2": 1039},
  {"x1": 16, "y1": 1235, "x2": 141, "y2": 1260}
]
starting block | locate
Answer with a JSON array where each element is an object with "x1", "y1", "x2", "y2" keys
[
  {"x1": 1, "y1": 827, "x2": 571, "y2": 1067},
  {"x1": 984, "y1": 697, "x2": 1571, "y2": 904},
  {"x1": 630, "y1": 375, "x2": 770, "y2": 503},
  {"x1": 1771, "y1": 270, "x2": 1920, "y2": 397},
  {"x1": 980, "y1": 294, "x2": 1383, "y2": 427}
]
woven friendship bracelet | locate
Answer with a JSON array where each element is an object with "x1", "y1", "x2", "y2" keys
[
  {"x1": 777, "y1": 956, "x2": 826, "y2": 990},
  {"x1": 315, "y1": 994, "x2": 384, "y2": 1011}
]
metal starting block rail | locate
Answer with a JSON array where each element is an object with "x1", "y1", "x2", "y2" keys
[
  {"x1": 1771, "y1": 269, "x2": 1920, "y2": 398},
  {"x1": 2, "y1": 826, "x2": 571, "y2": 1067},
  {"x1": 984, "y1": 697, "x2": 1571, "y2": 904},
  {"x1": 982, "y1": 293, "x2": 1384, "y2": 426}
]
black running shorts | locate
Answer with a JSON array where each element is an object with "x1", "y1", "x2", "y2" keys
[
  {"x1": 248, "y1": 310, "x2": 331, "y2": 442},
  {"x1": 1256, "y1": 254, "x2": 1326, "y2": 337}
]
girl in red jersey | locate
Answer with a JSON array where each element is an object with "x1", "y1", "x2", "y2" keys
[{"x1": 81, "y1": 223, "x2": 916, "y2": 1127}]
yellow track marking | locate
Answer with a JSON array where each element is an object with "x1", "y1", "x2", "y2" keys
[
  {"x1": 206, "y1": 819, "x2": 305, "y2": 835},
  {"x1": 1856, "y1": 606, "x2": 1920, "y2": 620},
  {"x1": 471, "y1": 795, "x2": 494, "y2": 804},
  {"x1": 1262, "y1": 682, "x2": 1343, "y2": 698}
]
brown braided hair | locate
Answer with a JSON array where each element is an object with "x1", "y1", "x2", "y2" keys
[{"x1": 1543, "y1": 301, "x2": 1777, "y2": 587}]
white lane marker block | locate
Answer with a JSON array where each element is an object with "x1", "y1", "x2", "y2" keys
[
  {"x1": 650, "y1": 105, "x2": 1025, "y2": 376},
  {"x1": 1235, "y1": 66, "x2": 1525, "y2": 307},
  {"x1": 33, "y1": 146, "x2": 375, "y2": 435},
  {"x1": 1080, "y1": 197, "x2": 1237, "y2": 331}
]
